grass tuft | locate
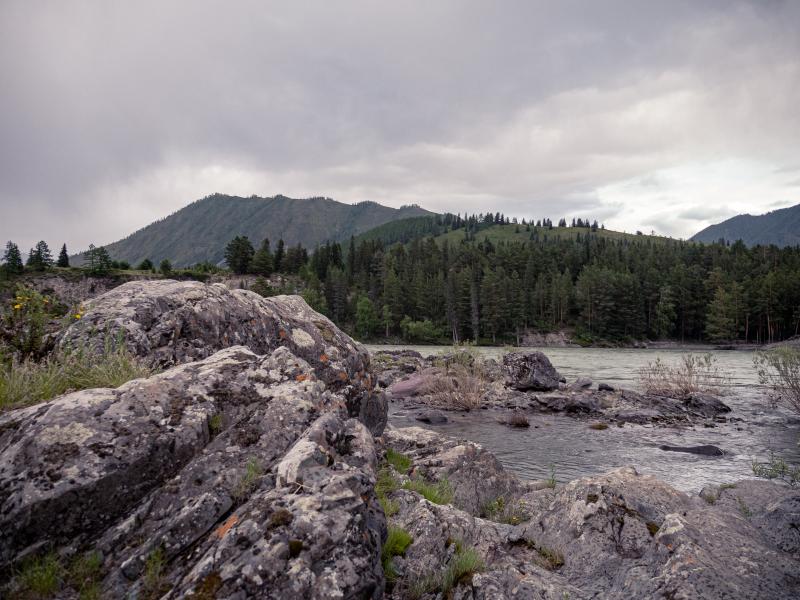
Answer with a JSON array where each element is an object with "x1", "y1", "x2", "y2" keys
[
  {"x1": 15, "y1": 551, "x2": 64, "y2": 597},
  {"x1": 386, "y1": 448, "x2": 412, "y2": 474},
  {"x1": 233, "y1": 458, "x2": 263, "y2": 501},
  {"x1": 0, "y1": 337, "x2": 157, "y2": 411},
  {"x1": 403, "y1": 477, "x2": 454, "y2": 505}
]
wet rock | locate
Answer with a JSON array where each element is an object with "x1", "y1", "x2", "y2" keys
[
  {"x1": 415, "y1": 410, "x2": 448, "y2": 425},
  {"x1": 683, "y1": 392, "x2": 731, "y2": 418},
  {"x1": 0, "y1": 346, "x2": 386, "y2": 598},
  {"x1": 388, "y1": 372, "x2": 427, "y2": 398},
  {"x1": 659, "y1": 444, "x2": 725, "y2": 456},
  {"x1": 569, "y1": 377, "x2": 593, "y2": 390},
  {"x1": 502, "y1": 351, "x2": 562, "y2": 391},
  {"x1": 535, "y1": 394, "x2": 601, "y2": 414},
  {"x1": 598, "y1": 383, "x2": 615, "y2": 392},
  {"x1": 57, "y1": 280, "x2": 386, "y2": 435}
]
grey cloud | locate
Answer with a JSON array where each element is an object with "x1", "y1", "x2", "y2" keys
[{"x1": 1, "y1": 0, "x2": 799, "y2": 252}]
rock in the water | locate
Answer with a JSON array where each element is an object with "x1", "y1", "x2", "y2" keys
[
  {"x1": 598, "y1": 382, "x2": 615, "y2": 392},
  {"x1": 659, "y1": 444, "x2": 725, "y2": 456},
  {"x1": 57, "y1": 280, "x2": 386, "y2": 435},
  {"x1": 502, "y1": 351, "x2": 562, "y2": 391},
  {"x1": 0, "y1": 346, "x2": 385, "y2": 598},
  {"x1": 569, "y1": 377, "x2": 593, "y2": 390},
  {"x1": 415, "y1": 410, "x2": 448, "y2": 424},
  {"x1": 683, "y1": 392, "x2": 731, "y2": 418},
  {"x1": 388, "y1": 372, "x2": 426, "y2": 398}
]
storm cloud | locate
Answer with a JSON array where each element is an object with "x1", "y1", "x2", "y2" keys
[{"x1": 1, "y1": 0, "x2": 798, "y2": 253}]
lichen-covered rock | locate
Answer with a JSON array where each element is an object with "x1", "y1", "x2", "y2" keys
[
  {"x1": 58, "y1": 279, "x2": 386, "y2": 434},
  {"x1": 0, "y1": 346, "x2": 385, "y2": 598},
  {"x1": 502, "y1": 351, "x2": 562, "y2": 391}
]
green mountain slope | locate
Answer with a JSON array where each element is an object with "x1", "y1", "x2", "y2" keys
[
  {"x1": 81, "y1": 195, "x2": 432, "y2": 266},
  {"x1": 356, "y1": 216, "x2": 678, "y2": 249},
  {"x1": 690, "y1": 203, "x2": 800, "y2": 247}
]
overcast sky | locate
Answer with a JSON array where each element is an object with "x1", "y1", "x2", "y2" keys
[{"x1": 1, "y1": 0, "x2": 799, "y2": 254}]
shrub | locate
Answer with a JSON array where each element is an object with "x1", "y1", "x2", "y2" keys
[
  {"x1": 142, "y1": 547, "x2": 167, "y2": 598},
  {"x1": 638, "y1": 353, "x2": 728, "y2": 398},
  {"x1": 403, "y1": 477, "x2": 454, "y2": 505},
  {"x1": 751, "y1": 452, "x2": 800, "y2": 486},
  {"x1": 506, "y1": 412, "x2": 530, "y2": 428},
  {"x1": 754, "y1": 347, "x2": 800, "y2": 414},
  {"x1": 2, "y1": 285, "x2": 52, "y2": 358},
  {"x1": 0, "y1": 337, "x2": 157, "y2": 411},
  {"x1": 419, "y1": 364, "x2": 485, "y2": 410}
]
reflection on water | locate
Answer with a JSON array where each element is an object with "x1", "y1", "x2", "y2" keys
[{"x1": 371, "y1": 344, "x2": 800, "y2": 493}]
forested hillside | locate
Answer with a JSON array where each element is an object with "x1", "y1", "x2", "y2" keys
[
  {"x1": 691, "y1": 203, "x2": 800, "y2": 247},
  {"x1": 307, "y1": 215, "x2": 800, "y2": 345},
  {"x1": 74, "y1": 194, "x2": 431, "y2": 267}
]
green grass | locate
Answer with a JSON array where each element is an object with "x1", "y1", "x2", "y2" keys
[
  {"x1": 68, "y1": 551, "x2": 103, "y2": 599},
  {"x1": 403, "y1": 477, "x2": 454, "y2": 505},
  {"x1": 0, "y1": 338, "x2": 157, "y2": 411},
  {"x1": 142, "y1": 547, "x2": 168, "y2": 598},
  {"x1": 208, "y1": 414, "x2": 223, "y2": 435},
  {"x1": 14, "y1": 552, "x2": 64, "y2": 597},
  {"x1": 382, "y1": 526, "x2": 414, "y2": 581},
  {"x1": 545, "y1": 465, "x2": 558, "y2": 489},
  {"x1": 481, "y1": 496, "x2": 530, "y2": 525},
  {"x1": 233, "y1": 458, "x2": 263, "y2": 501},
  {"x1": 410, "y1": 543, "x2": 485, "y2": 598},
  {"x1": 385, "y1": 449, "x2": 412, "y2": 474},
  {"x1": 379, "y1": 496, "x2": 400, "y2": 517}
]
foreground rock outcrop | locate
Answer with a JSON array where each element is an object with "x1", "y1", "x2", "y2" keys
[
  {"x1": 59, "y1": 280, "x2": 386, "y2": 435},
  {"x1": 0, "y1": 345, "x2": 385, "y2": 598}
]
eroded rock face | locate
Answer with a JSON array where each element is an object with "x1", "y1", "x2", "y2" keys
[
  {"x1": 58, "y1": 280, "x2": 386, "y2": 435},
  {"x1": 502, "y1": 351, "x2": 562, "y2": 391},
  {"x1": 0, "y1": 346, "x2": 385, "y2": 598}
]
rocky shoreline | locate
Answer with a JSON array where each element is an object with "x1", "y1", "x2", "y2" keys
[{"x1": 1, "y1": 281, "x2": 797, "y2": 598}]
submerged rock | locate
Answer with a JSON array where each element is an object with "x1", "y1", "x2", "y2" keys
[
  {"x1": 415, "y1": 410, "x2": 448, "y2": 425},
  {"x1": 502, "y1": 351, "x2": 562, "y2": 391},
  {"x1": 659, "y1": 444, "x2": 725, "y2": 456}
]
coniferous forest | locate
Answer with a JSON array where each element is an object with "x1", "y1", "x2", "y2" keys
[
  {"x1": 226, "y1": 214, "x2": 800, "y2": 345},
  {"x1": 5, "y1": 213, "x2": 800, "y2": 346}
]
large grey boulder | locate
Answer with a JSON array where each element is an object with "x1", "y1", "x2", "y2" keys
[
  {"x1": 58, "y1": 280, "x2": 386, "y2": 435},
  {"x1": 502, "y1": 351, "x2": 562, "y2": 391},
  {"x1": 0, "y1": 346, "x2": 385, "y2": 598}
]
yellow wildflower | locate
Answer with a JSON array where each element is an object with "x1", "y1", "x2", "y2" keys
[
  {"x1": 13, "y1": 304, "x2": 22, "y2": 310},
  {"x1": 74, "y1": 314, "x2": 82, "y2": 320}
]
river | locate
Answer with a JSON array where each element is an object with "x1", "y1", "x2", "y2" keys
[{"x1": 368, "y1": 344, "x2": 800, "y2": 493}]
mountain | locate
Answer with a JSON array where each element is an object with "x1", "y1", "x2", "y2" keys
[
  {"x1": 81, "y1": 194, "x2": 433, "y2": 266},
  {"x1": 690, "y1": 203, "x2": 800, "y2": 247}
]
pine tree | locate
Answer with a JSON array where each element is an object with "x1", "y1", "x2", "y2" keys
[
  {"x1": 3, "y1": 241, "x2": 24, "y2": 274},
  {"x1": 705, "y1": 286, "x2": 736, "y2": 342},
  {"x1": 224, "y1": 236, "x2": 255, "y2": 274},
  {"x1": 138, "y1": 258, "x2": 154, "y2": 271},
  {"x1": 251, "y1": 239, "x2": 273, "y2": 276},
  {"x1": 57, "y1": 243, "x2": 69, "y2": 268},
  {"x1": 355, "y1": 295, "x2": 379, "y2": 339},
  {"x1": 273, "y1": 239, "x2": 286, "y2": 273},
  {"x1": 159, "y1": 259, "x2": 172, "y2": 275}
]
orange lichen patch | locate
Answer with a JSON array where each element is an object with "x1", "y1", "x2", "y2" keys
[
  {"x1": 319, "y1": 353, "x2": 329, "y2": 363},
  {"x1": 214, "y1": 515, "x2": 239, "y2": 540},
  {"x1": 295, "y1": 374, "x2": 309, "y2": 382},
  {"x1": 278, "y1": 329, "x2": 287, "y2": 339},
  {"x1": 338, "y1": 371, "x2": 348, "y2": 381}
]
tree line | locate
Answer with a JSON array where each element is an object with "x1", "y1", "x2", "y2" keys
[{"x1": 263, "y1": 223, "x2": 800, "y2": 345}]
